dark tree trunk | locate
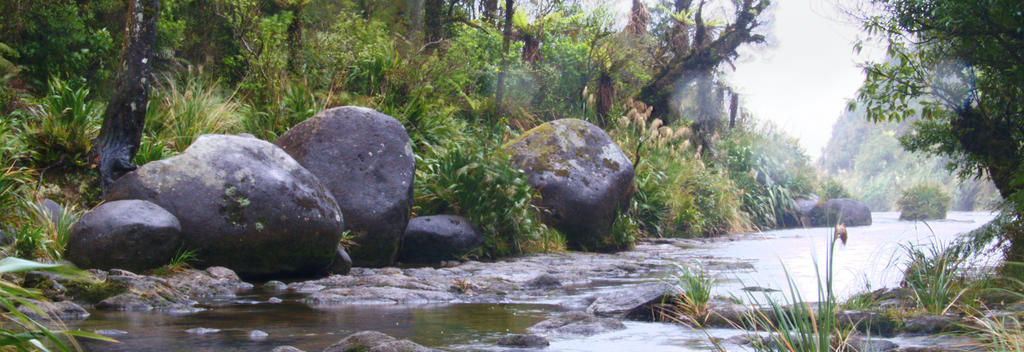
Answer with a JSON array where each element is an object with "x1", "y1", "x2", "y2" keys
[
  {"x1": 729, "y1": 92, "x2": 739, "y2": 128},
  {"x1": 596, "y1": 72, "x2": 614, "y2": 126},
  {"x1": 424, "y1": 0, "x2": 444, "y2": 43},
  {"x1": 522, "y1": 34, "x2": 540, "y2": 65},
  {"x1": 286, "y1": 9, "x2": 303, "y2": 73},
  {"x1": 693, "y1": 70, "x2": 719, "y2": 155},
  {"x1": 94, "y1": 0, "x2": 159, "y2": 193},
  {"x1": 494, "y1": 0, "x2": 514, "y2": 119},
  {"x1": 626, "y1": 0, "x2": 650, "y2": 36}
]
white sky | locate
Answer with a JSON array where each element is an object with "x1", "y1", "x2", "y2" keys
[{"x1": 603, "y1": 0, "x2": 884, "y2": 159}]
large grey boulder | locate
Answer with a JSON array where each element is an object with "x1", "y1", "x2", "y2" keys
[
  {"x1": 397, "y1": 215, "x2": 482, "y2": 264},
  {"x1": 275, "y1": 106, "x2": 414, "y2": 267},
  {"x1": 65, "y1": 200, "x2": 182, "y2": 273},
  {"x1": 810, "y1": 198, "x2": 872, "y2": 227},
  {"x1": 505, "y1": 118, "x2": 635, "y2": 252},
  {"x1": 105, "y1": 134, "x2": 344, "y2": 278}
]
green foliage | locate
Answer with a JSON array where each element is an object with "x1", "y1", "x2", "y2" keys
[
  {"x1": 239, "y1": 79, "x2": 323, "y2": 140},
  {"x1": 901, "y1": 241, "x2": 967, "y2": 314},
  {"x1": 0, "y1": 1, "x2": 116, "y2": 90},
  {"x1": 0, "y1": 257, "x2": 115, "y2": 350},
  {"x1": 611, "y1": 100, "x2": 751, "y2": 238},
  {"x1": 415, "y1": 130, "x2": 562, "y2": 258},
  {"x1": 145, "y1": 74, "x2": 241, "y2": 152},
  {"x1": 897, "y1": 183, "x2": 952, "y2": 221},
  {"x1": 716, "y1": 121, "x2": 814, "y2": 229},
  {"x1": 820, "y1": 178, "x2": 850, "y2": 201},
  {"x1": 854, "y1": 0, "x2": 1023, "y2": 216},
  {"x1": 21, "y1": 78, "x2": 103, "y2": 169}
]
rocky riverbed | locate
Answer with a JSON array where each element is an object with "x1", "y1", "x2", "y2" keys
[{"x1": 28, "y1": 219, "x2": 1001, "y2": 351}]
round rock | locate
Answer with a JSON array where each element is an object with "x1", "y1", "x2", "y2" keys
[
  {"x1": 65, "y1": 200, "x2": 182, "y2": 273},
  {"x1": 505, "y1": 118, "x2": 635, "y2": 252},
  {"x1": 397, "y1": 215, "x2": 483, "y2": 264},
  {"x1": 810, "y1": 198, "x2": 872, "y2": 227},
  {"x1": 275, "y1": 106, "x2": 414, "y2": 267},
  {"x1": 105, "y1": 134, "x2": 344, "y2": 278}
]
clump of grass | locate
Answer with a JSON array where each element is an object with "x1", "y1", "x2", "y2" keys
[
  {"x1": 21, "y1": 77, "x2": 102, "y2": 169},
  {"x1": 901, "y1": 241, "x2": 968, "y2": 314},
  {"x1": 973, "y1": 314, "x2": 1024, "y2": 351},
  {"x1": 145, "y1": 74, "x2": 241, "y2": 152},
  {"x1": 665, "y1": 263, "x2": 714, "y2": 327},
  {"x1": 150, "y1": 248, "x2": 199, "y2": 276}
]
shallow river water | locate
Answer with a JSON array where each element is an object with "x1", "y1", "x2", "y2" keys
[{"x1": 70, "y1": 211, "x2": 996, "y2": 351}]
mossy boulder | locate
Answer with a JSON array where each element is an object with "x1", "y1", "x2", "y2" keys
[
  {"x1": 275, "y1": 106, "x2": 414, "y2": 267},
  {"x1": 106, "y1": 134, "x2": 344, "y2": 278},
  {"x1": 65, "y1": 199, "x2": 182, "y2": 273},
  {"x1": 505, "y1": 119, "x2": 634, "y2": 252},
  {"x1": 324, "y1": 331, "x2": 438, "y2": 352},
  {"x1": 809, "y1": 198, "x2": 872, "y2": 227}
]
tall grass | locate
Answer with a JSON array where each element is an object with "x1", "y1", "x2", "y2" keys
[
  {"x1": 901, "y1": 241, "x2": 968, "y2": 314},
  {"x1": 665, "y1": 263, "x2": 714, "y2": 327},
  {"x1": 21, "y1": 78, "x2": 102, "y2": 169},
  {"x1": 145, "y1": 75, "x2": 241, "y2": 152},
  {"x1": 743, "y1": 231, "x2": 851, "y2": 352},
  {"x1": 239, "y1": 79, "x2": 325, "y2": 140}
]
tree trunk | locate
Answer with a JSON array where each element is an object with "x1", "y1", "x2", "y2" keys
[
  {"x1": 286, "y1": 7, "x2": 303, "y2": 73},
  {"x1": 424, "y1": 0, "x2": 444, "y2": 43},
  {"x1": 94, "y1": 0, "x2": 159, "y2": 192},
  {"x1": 494, "y1": 0, "x2": 514, "y2": 119},
  {"x1": 405, "y1": 0, "x2": 425, "y2": 42},
  {"x1": 596, "y1": 71, "x2": 614, "y2": 126},
  {"x1": 729, "y1": 92, "x2": 739, "y2": 128}
]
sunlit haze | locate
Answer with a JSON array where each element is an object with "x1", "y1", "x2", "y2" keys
[{"x1": 607, "y1": 0, "x2": 883, "y2": 159}]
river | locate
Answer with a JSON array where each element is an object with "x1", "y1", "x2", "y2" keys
[{"x1": 70, "y1": 211, "x2": 996, "y2": 351}]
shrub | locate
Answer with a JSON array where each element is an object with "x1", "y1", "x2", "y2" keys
[
  {"x1": 820, "y1": 178, "x2": 851, "y2": 201},
  {"x1": 665, "y1": 264, "x2": 714, "y2": 326},
  {"x1": 897, "y1": 183, "x2": 951, "y2": 220},
  {"x1": 415, "y1": 130, "x2": 562, "y2": 257},
  {"x1": 901, "y1": 241, "x2": 966, "y2": 314},
  {"x1": 145, "y1": 75, "x2": 241, "y2": 152},
  {"x1": 21, "y1": 77, "x2": 102, "y2": 169},
  {"x1": 239, "y1": 79, "x2": 324, "y2": 140}
]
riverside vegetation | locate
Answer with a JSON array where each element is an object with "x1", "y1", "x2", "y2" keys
[{"x1": 0, "y1": 0, "x2": 1021, "y2": 350}]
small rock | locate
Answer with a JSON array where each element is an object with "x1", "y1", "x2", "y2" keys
[
  {"x1": 497, "y1": 334, "x2": 549, "y2": 348},
  {"x1": 526, "y1": 274, "x2": 562, "y2": 288},
  {"x1": 323, "y1": 330, "x2": 437, "y2": 352},
  {"x1": 264, "y1": 280, "x2": 288, "y2": 291},
  {"x1": 185, "y1": 327, "x2": 220, "y2": 335},
  {"x1": 397, "y1": 215, "x2": 483, "y2": 264},
  {"x1": 902, "y1": 314, "x2": 963, "y2": 335},
  {"x1": 847, "y1": 336, "x2": 899, "y2": 352},
  {"x1": 271, "y1": 347, "x2": 305, "y2": 352},
  {"x1": 17, "y1": 300, "x2": 89, "y2": 320},
  {"x1": 94, "y1": 330, "x2": 129, "y2": 336},
  {"x1": 527, "y1": 312, "x2": 626, "y2": 337},
  {"x1": 38, "y1": 199, "x2": 63, "y2": 226},
  {"x1": 586, "y1": 282, "x2": 674, "y2": 320},
  {"x1": 268, "y1": 297, "x2": 283, "y2": 304},
  {"x1": 249, "y1": 330, "x2": 269, "y2": 340}
]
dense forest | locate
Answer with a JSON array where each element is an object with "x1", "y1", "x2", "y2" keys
[
  {"x1": 820, "y1": 101, "x2": 1001, "y2": 212},
  {"x1": 0, "y1": 0, "x2": 823, "y2": 262}
]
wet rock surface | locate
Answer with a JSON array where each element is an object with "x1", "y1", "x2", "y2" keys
[
  {"x1": 810, "y1": 198, "x2": 873, "y2": 227},
  {"x1": 67, "y1": 266, "x2": 252, "y2": 312},
  {"x1": 497, "y1": 334, "x2": 549, "y2": 348},
  {"x1": 527, "y1": 311, "x2": 626, "y2": 336}
]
